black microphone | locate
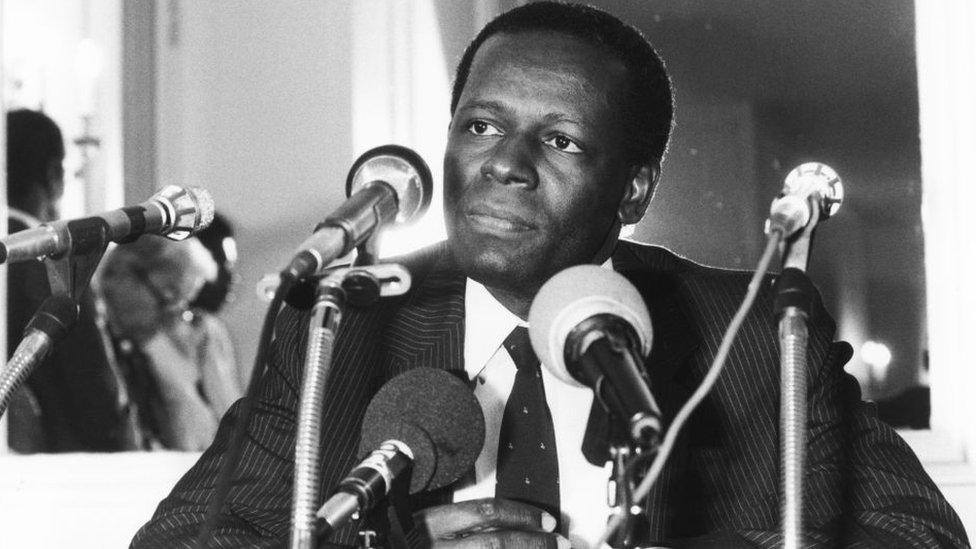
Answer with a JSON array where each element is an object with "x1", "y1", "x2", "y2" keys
[
  {"x1": 0, "y1": 185, "x2": 215, "y2": 265},
  {"x1": 284, "y1": 145, "x2": 432, "y2": 281},
  {"x1": 767, "y1": 162, "x2": 844, "y2": 238},
  {"x1": 0, "y1": 295, "x2": 78, "y2": 418},
  {"x1": 316, "y1": 367, "x2": 485, "y2": 535},
  {"x1": 528, "y1": 265, "x2": 661, "y2": 448}
]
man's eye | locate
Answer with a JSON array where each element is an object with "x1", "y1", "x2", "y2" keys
[
  {"x1": 468, "y1": 120, "x2": 502, "y2": 136},
  {"x1": 544, "y1": 134, "x2": 583, "y2": 153}
]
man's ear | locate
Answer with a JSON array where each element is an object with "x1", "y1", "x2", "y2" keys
[{"x1": 617, "y1": 162, "x2": 659, "y2": 225}]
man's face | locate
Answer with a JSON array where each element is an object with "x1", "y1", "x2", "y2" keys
[{"x1": 444, "y1": 31, "x2": 638, "y2": 294}]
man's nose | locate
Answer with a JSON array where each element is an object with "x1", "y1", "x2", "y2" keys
[{"x1": 480, "y1": 136, "x2": 538, "y2": 189}]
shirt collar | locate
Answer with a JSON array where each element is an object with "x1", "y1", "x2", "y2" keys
[
  {"x1": 463, "y1": 278, "x2": 525, "y2": 381},
  {"x1": 462, "y1": 257, "x2": 614, "y2": 380}
]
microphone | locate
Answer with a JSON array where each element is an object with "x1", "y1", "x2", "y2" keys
[
  {"x1": 0, "y1": 185, "x2": 215, "y2": 265},
  {"x1": 284, "y1": 145, "x2": 432, "y2": 281},
  {"x1": 0, "y1": 295, "x2": 78, "y2": 418},
  {"x1": 316, "y1": 367, "x2": 484, "y2": 535},
  {"x1": 767, "y1": 162, "x2": 844, "y2": 237},
  {"x1": 528, "y1": 265, "x2": 661, "y2": 447}
]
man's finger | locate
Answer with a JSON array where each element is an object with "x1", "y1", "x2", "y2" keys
[
  {"x1": 415, "y1": 498, "x2": 557, "y2": 540},
  {"x1": 430, "y1": 530, "x2": 569, "y2": 549}
]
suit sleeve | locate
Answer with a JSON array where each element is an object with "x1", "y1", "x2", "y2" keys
[
  {"x1": 130, "y1": 308, "x2": 306, "y2": 548},
  {"x1": 794, "y1": 340, "x2": 969, "y2": 547},
  {"x1": 661, "y1": 271, "x2": 968, "y2": 548},
  {"x1": 715, "y1": 295, "x2": 967, "y2": 547},
  {"x1": 131, "y1": 302, "x2": 376, "y2": 549}
]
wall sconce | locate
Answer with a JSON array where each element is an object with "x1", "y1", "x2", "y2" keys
[{"x1": 73, "y1": 38, "x2": 102, "y2": 182}]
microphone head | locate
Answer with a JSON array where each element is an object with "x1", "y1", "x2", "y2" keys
[
  {"x1": 767, "y1": 162, "x2": 843, "y2": 236},
  {"x1": 346, "y1": 145, "x2": 433, "y2": 225},
  {"x1": 782, "y1": 162, "x2": 844, "y2": 220},
  {"x1": 528, "y1": 265, "x2": 652, "y2": 388},
  {"x1": 358, "y1": 367, "x2": 484, "y2": 493},
  {"x1": 151, "y1": 185, "x2": 216, "y2": 241}
]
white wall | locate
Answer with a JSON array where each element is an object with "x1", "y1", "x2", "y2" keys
[{"x1": 153, "y1": 0, "x2": 355, "y2": 377}]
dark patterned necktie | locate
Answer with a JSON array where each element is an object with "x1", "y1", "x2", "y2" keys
[{"x1": 495, "y1": 326, "x2": 560, "y2": 520}]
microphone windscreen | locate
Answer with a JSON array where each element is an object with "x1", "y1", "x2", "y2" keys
[
  {"x1": 528, "y1": 265, "x2": 652, "y2": 387},
  {"x1": 187, "y1": 187, "x2": 217, "y2": 231},
  {"x1": 346, "y1": 145, "x2": 433, "y2": 225},
  {"x1": 358, "y1": 368, "x2": 484, "y2": 493}
]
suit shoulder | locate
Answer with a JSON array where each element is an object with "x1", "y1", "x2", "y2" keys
[
  {"x1": 615, "y1": 239, "x2": 757, "y2": 285},
  {"x1": 616, "y1": 240, "x2": 835, "y2": 341}
]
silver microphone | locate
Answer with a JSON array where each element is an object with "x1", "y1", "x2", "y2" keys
[
  {"x1": 767, "y1": 162, "x2": 844, "y2": 237},
  {"x1": 0, "y1": 185, "x2": 215, "y2": 264},
  {"x1": 529, "y1": 265, "x2": 660, "y2": 447},
  {"x1": 283, "y1": 145, "x2": 432, "y2": 281}
]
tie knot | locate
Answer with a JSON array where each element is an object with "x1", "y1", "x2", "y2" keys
[{"x1": 503, "y1": 326, "x2": 539, "y2": 371}]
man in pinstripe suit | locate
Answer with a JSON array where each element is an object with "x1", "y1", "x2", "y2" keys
[{"x1": 133, "y1": 3, "x2": 967, "y2": 547}]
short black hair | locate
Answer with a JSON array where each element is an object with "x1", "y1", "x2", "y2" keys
[
  {"x1": 6, "y1": 109, "x2": 65, "y2": 203},
  {"x1": 450, "y1": 1, "x2": 673, "y2": 166}
]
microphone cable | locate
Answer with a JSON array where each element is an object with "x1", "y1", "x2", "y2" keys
[{"x1": 595, "y1": 230, "x2": 783, "y2": 548}]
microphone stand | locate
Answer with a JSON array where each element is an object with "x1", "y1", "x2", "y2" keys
[
  {"x1": 605, "y1": 419, "x2": 660, "y2": 549},
  {"x1": 775, "y1": 199, "x2": 822, "y2": 549},
  {"x1": 290, "y1": 255, "x2": 411, "y2": 549},
  {"x1": 594, "y1": 344, "x2": 659, "y2": 549},
  {"x1": 0, "y1": 295, "x2": 79, "y2": 417},
  {"x1": 0, "y1": 242, "x2": 106, "y2": 419}
]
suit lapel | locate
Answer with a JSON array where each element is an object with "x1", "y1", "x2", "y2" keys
[
  {"x1": 611, "y1": 242, "x2": 700, "y2": 386},
  {"x1": 377, "y1": 247, "x2": 467, "y2": 513},
  {"x1": 381, "y1": 247, "x2": 467, "y2": 380}
]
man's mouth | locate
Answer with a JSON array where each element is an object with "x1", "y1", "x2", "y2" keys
[{"x1": 465, "y1": 207, "x2": 536, "y2": 233}]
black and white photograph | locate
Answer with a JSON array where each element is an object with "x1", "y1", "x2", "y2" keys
[{"x1": 1, "y1": 1, "x2": 973, "y2": 547}]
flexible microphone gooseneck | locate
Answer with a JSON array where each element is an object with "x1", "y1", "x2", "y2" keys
[
  {"x1": 0, "y1": 295, "x2": 79, "y2": 418},
  {"x1": 766, "y1": 162, "x2": 844, "y2": 549}
]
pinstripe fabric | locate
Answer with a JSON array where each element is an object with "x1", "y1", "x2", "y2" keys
[{"x1": 132, "y1": 241, "x2": 968, "y2": 548}]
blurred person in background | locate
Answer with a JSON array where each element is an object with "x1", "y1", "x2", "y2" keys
[
  {"x1": 96, "y1": 233, "x2": 241, "y2": 451},
  {"x1": 5, "y1": 108, "x2": 131, "y2": 453}
]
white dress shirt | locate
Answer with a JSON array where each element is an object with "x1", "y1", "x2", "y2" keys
[{"x1": 452, "y1": 274, "x2": 614, "y2": 548}]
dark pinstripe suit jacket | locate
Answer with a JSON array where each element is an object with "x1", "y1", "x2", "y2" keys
[{"x1": 132, "y1": 241, "x2": 968, "y2": 548}]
